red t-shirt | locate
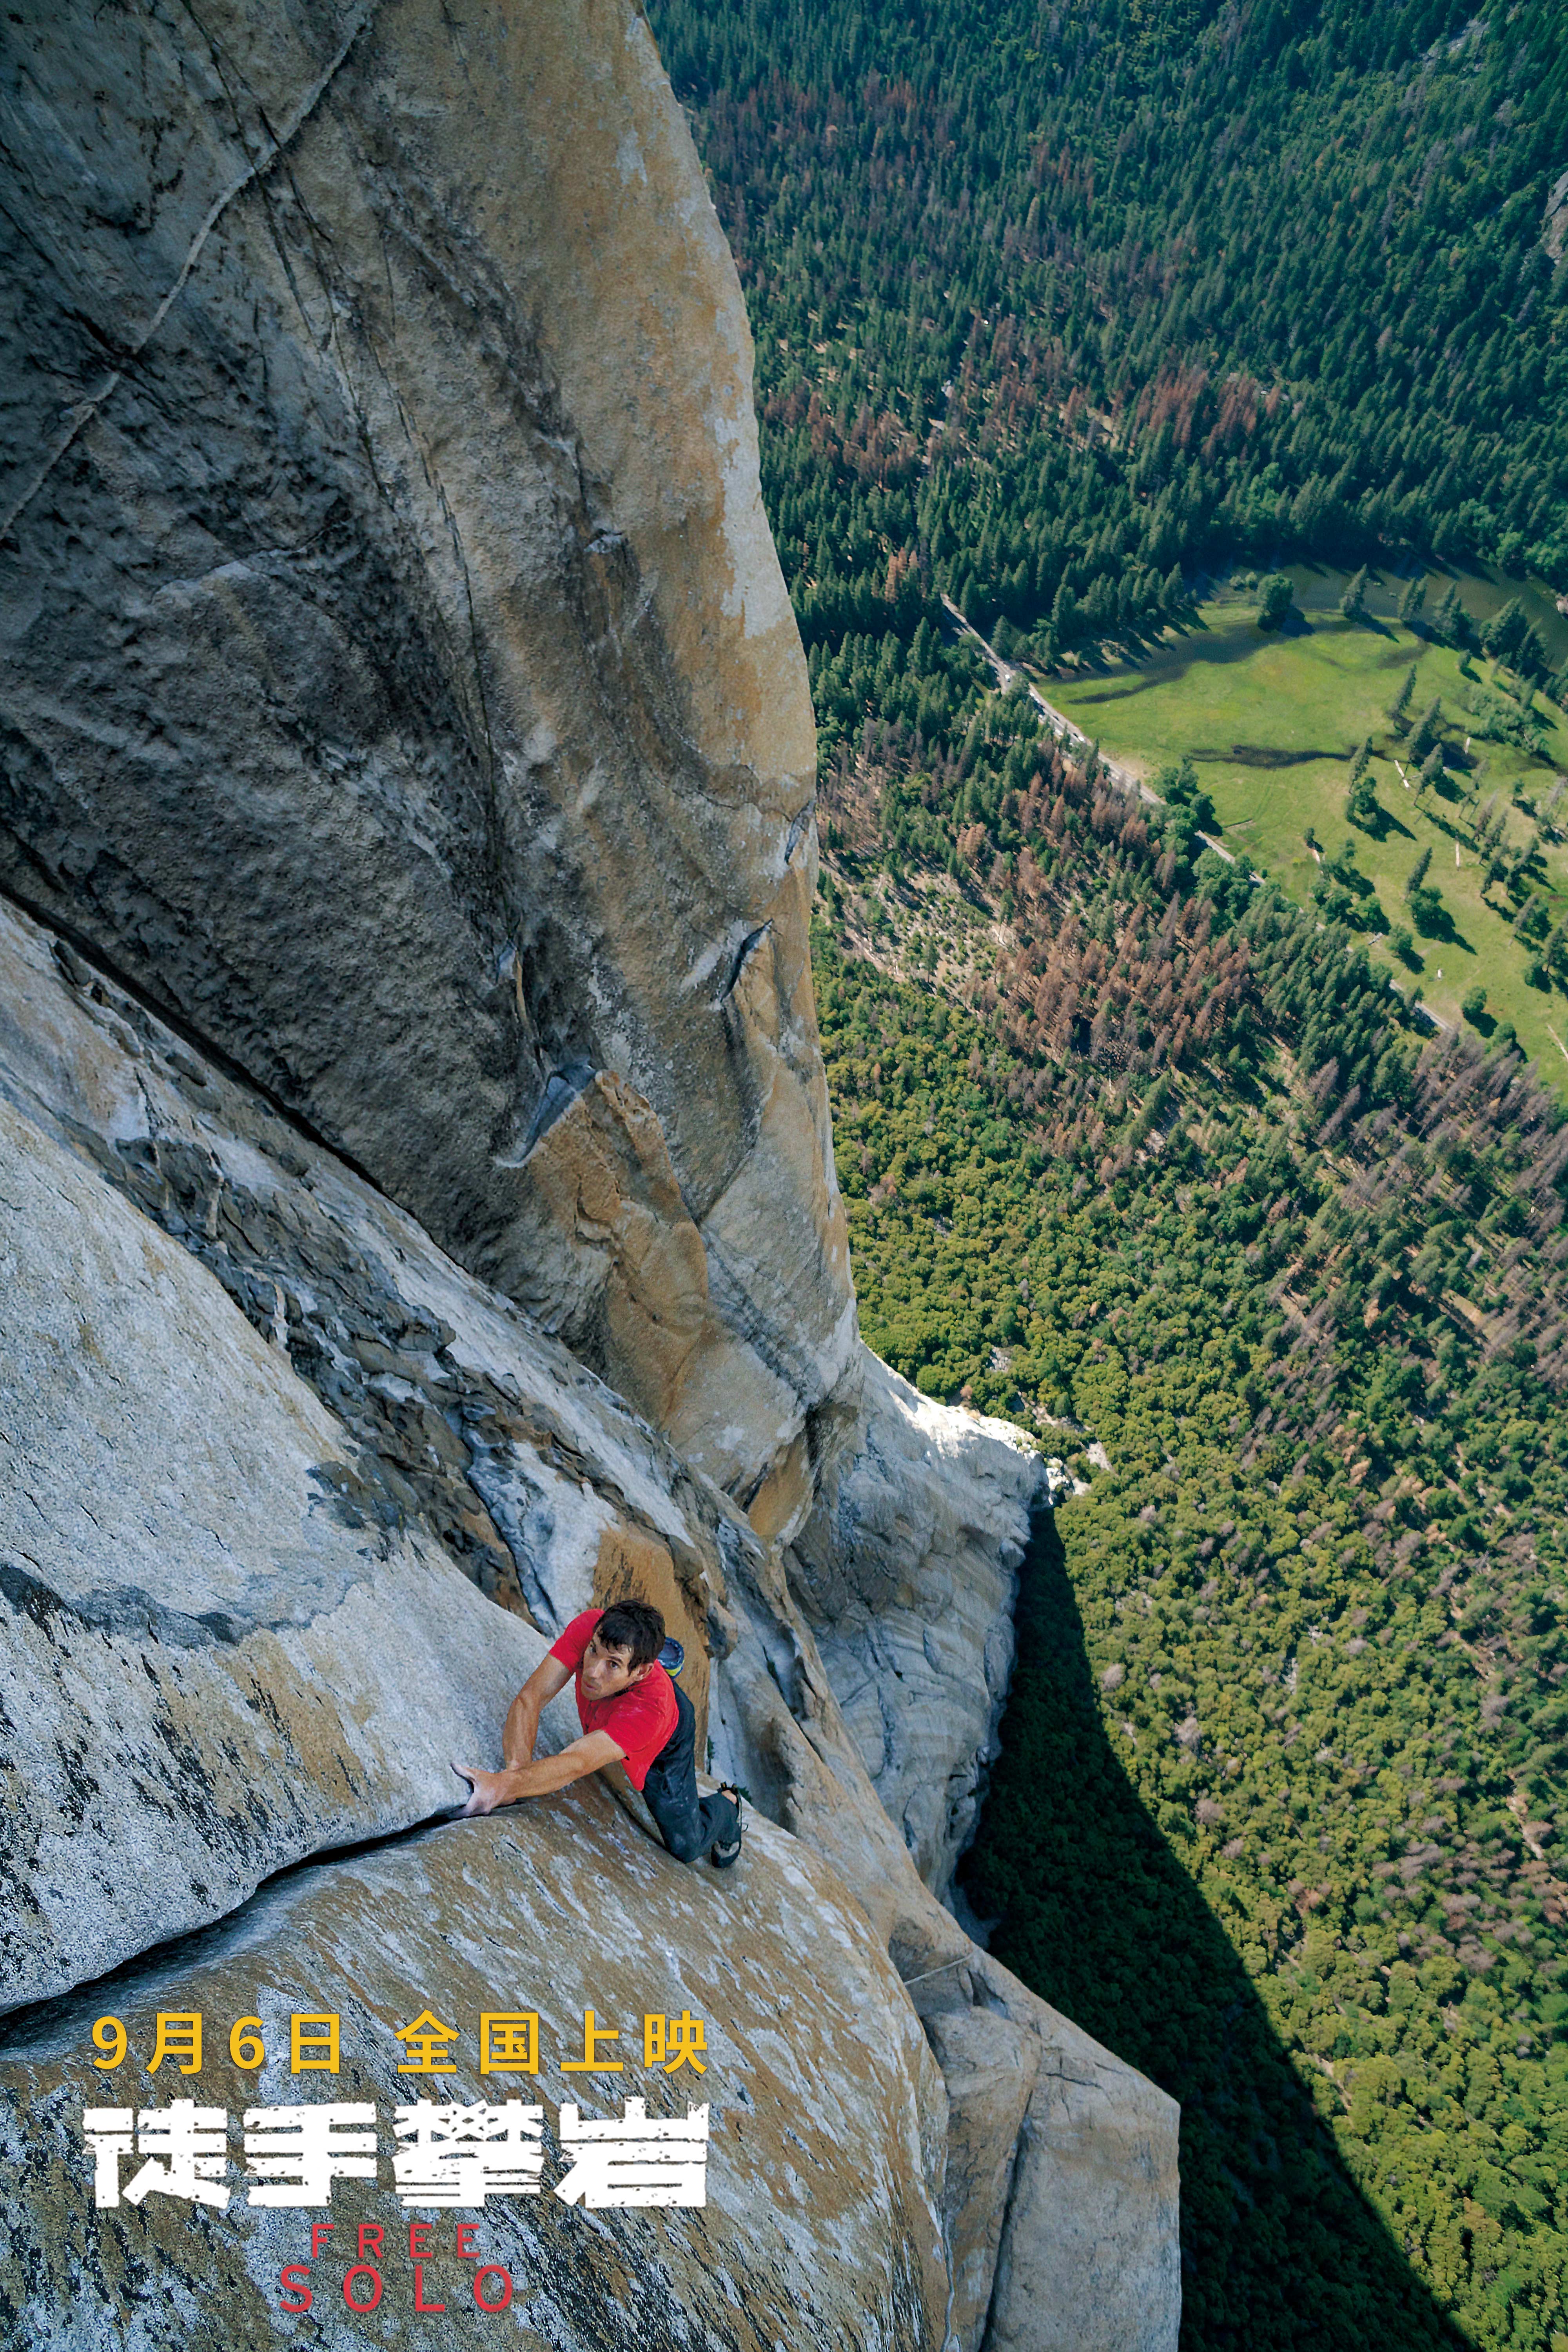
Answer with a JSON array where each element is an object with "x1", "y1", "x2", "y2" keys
[{"x1": 548, "y1": 1608, "x2": 679, "y2": 1791}]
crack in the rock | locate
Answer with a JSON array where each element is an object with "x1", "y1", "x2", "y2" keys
[
  {"x1": 0, "y1": 1799, "x2": 476, "y2": 2053},
  {"x1": 0, "y1": 871, "x2": 379, "y2": 1186},
  {"x1": 0, "y1": 4, "x2": 377, "y2": 548},
  {"x1": 3, "y1": 896, "x2": 732, "y2": 1636},
  {"x1": 720, "y1": 920, "x2": 771, "y2": 1004}
]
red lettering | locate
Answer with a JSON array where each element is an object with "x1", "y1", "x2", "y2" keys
[
  {"x1": 310, "y1": 2221, "x2": 334, "y2": 2259},
  {"x1": 357, "y1": 2221, "x2": 385, "y2": 2260},
  {"x1": 454, "y1": 2221, "x2": 479, "y2": 2259},
  {"x1": 408, "y1": 2220, "x2": 434, "y2": 2259},
  {"x1": 413, "y1": 2261, "x2": 446, "y2": 2314},
  {"x1": 343, "y1": 2264, "x2": 383, "y2": 2314},
  {"x1": 278, "y1": 2264, "x2": 312, "y2": 2314},
  {"x1": 473, "y1": 2265, "x2": 514, "y2": 2314}
]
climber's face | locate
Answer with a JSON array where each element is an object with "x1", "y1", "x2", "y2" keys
[{"x1": 578, "y1": 1629, "x2": 651, "y2": 1703}]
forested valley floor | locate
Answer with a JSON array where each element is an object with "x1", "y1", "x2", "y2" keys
[
  {"x1": 811, "y1": 784, "x2": 1567, "y2": 2348},
  {"x1": 647, "y1": 0, "x2": 1568, "y2": 2342}
]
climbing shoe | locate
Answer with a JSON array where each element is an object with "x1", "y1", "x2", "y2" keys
[{"x1": 711, "y1": 1785, "x2": 743, "y2": 1870}]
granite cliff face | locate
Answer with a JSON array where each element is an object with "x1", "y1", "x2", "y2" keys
[
  {"x1": 0, "y1": 0, "x2": 846, "y2": 1537},
  {"x1": 0, "y1": 3, "x2": 1180, "y2": 2345},
  {"x1": 789, "y1": 1351, "x2": 1042, "y2": 1899}
]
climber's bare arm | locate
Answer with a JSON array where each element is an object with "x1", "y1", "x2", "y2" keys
[
  {"x1": 453, "y1": 1729, "x2": 625, "y2": 1815},
  {"x1": 453, "y1": 1651, "x2": 615, "y2": 1815},
  {"x1": 500, "y1": 1652, "x2": 575, "y2": 1769}
]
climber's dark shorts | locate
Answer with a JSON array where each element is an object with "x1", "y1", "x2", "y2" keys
[{"x1": 641, "y1": 1684, "x2": 739, "y2": 1866}]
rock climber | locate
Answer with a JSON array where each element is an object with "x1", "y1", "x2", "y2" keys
[{"x1": 452, "y1": 1597, "x2": 743, "y2": 1869}]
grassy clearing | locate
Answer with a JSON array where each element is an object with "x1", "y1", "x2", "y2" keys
[{"x1": 1045, "y1": 567, "x2": 1568, "y2": 1082}]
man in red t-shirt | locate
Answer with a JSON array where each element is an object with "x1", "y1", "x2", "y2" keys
[{"x1": 453, "y1": 1599, "x2": 742, "y2": 1869}]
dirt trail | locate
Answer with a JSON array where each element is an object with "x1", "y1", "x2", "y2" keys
[
  {"x1": 940, "y1": 594, "x2": 1161, "y2": 802},
  {"x1": 940, "y1": 601, "x2": 1266, "y2": 881}
]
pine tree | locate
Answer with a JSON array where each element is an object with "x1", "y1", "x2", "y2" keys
[
  {"x1": 1405, "y1": 846, "x2": 1432, "y2": 900},
  {"x1": 1398, "y1": 575, "x2": 1427, "y2": 628},
  {"x1": 1418, "y1": 744, "x2": 1444, "y2": 791},
  {"x1": 1339, "y1": 565, "x2": 1370, "y2": 622},
  {"x1": 1481, "y1": 597, "x2": 1526, "y2": 664},
  {"x1": 1387, "y1": 664, "x2": 1417, "y2": 731},
  {"x1": 1349, "y1": 737, "x2": 1373, "y2": 784},
  {"x1": 1515, "y1": 622, "x2": 1550, "y2": 682},
  {"x1": 1410, "y1": 697, "x2": 1444, "y2": 761},
  {"x1": 1432, "y1": 584, "x2": 1464, "y2": 644},
  {"x1": 1263, "y1": 574, "x2": 1296, "y2": 630}
]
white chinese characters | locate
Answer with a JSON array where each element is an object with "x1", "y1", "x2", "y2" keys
[
  {"x1": 81, "y1": 2100, "x2": 708, "y2": 2209},
  {"x1": 393, "y1": 2102, "x2": 544, "y2": 2207},
  {"x1": 555, "y1": 2099, "x2": 710, "y2": 2209},
  {"x1": 243, "y1": 2105, "x2": 379, "y2": 2206},
  {"x1": 83, "y1": 2103, "x2": 229, "y2": 2211}
]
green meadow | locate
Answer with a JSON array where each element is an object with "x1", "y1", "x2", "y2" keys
[{"x1": 1047, "y1": 568, "x2": 1568, "y2": 1081}]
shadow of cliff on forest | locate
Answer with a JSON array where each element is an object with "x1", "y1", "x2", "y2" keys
[{"x1": 960, "y1": 1515, "x2": 1471, "y2": 2352}]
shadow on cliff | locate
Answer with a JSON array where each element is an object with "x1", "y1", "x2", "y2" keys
[{"x1": 960, "y1": 1515, "x2": 1471, "y2": 2352}]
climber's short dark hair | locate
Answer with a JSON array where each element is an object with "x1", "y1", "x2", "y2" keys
[{"x1": 595, "y1": 1597, "x2": 666, "y2": 1671}]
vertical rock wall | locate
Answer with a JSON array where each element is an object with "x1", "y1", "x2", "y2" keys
[
  {"x1": 0, "y1": 0, "x2": 849, "y2": 1530},
  {"x1": 790, "y1": 1349, "x2": 1043, "y2": 1898}
]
